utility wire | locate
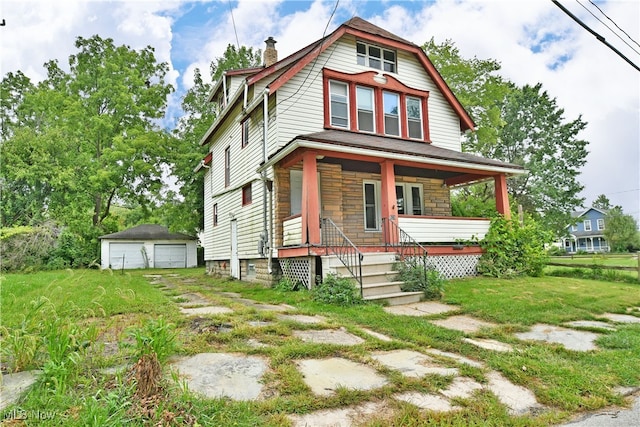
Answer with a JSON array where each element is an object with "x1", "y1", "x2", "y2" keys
[
  {"x1": 576, "y1": 0, "x2": 640, "y2": 56},
  {"x1": 551, "y1": 0, "x2": 639, "y2": 72},
  {"x1": 228, "y1": 0, "x2": 240, "y2": 50},
  {"x1": 276, "y1": 0, "x2": 341, "y2": 114},
  {"x1": 588, "y1": 0, "x2": 640, "y2": 49}
]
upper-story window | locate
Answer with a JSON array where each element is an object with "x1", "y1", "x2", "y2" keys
[
  {"x1": 356, "y1": 86, "x2": 375, "y2": 132},
  {"x1": 329, "y1": 81, "x2": 349, "y2": 128},
  {"x1": 224, "y1": 146, "x2": 231, "y2": 187},
  {"x1": 383, "y1": 91, "x2": 400, "y2": 136},
  {"x1": 597, "y1": 218, "x2": 605, "y2": 230},
  {"x1": 357, "y1": 41, "x2": 396, "y2": 72},
  {"x1": 323, "y1": 69, "x2": 430, "y2": 142},
  {"x1": 584, "y1": 219, "x2": 592, "y2": 231},
  {"x1": 406, "y1": 96, "x2": 423, "y2": 139},
  {"x1": 241, "y1": 119, "x2": 249, "y2": 148}
]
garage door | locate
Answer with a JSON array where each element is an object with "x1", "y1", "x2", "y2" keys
[
  {"x1": 154, "y1": 244, "x2": 186, "y2": 268},
  {"x1": 109, "y1": 243, "x2": 146, "y2": 269}
]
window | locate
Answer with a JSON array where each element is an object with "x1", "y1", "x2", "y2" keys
[
  {"x1": 329, "y1": 81, "x2": 349, "y2": 128},
  {"x1": 356, "y1": 86, "x2": 375, "y2": 132},
  {"x1": 406, "y1": 97, "x2": 423, "y2": 139},
  {"x1": 584, "y1": 220, "x2": 592, "y2": 231},
  {"x1": 356, "y1": 41, "x2": 396, "y2": 72},
  {"x1": 241, "y1": 119, "x2": 249, "y2": 148},
  {"x1": 323, "y1": 70, "x2": 430, "y2": 141},
  {"x1": 383, "y1": 91, "x2": 400, "y2": 136},
  {"x1": 597, "y1": 218, "x2": 605, "y2": 230},
  {"x1": 571, "y1": 225, "x2": 577, "y2": 232},
  {"x1": 363, "y1": 181, "x2": 380, "y2": 230},
  {"x1": 290, "y1": 170, "x2": 321, "y2": 216},
  {"x1": 242, "y1": 183, "x2": 252, "y2": 206},
  {"x1": 213, "y1": 203, "x2": 218, "y2": 226},
  {"x1": 224, "y1": 146, "x2": 231, "y2": 187},
  {"x1": 396, "y1": 183, "x2": 423, "y2": 215}
]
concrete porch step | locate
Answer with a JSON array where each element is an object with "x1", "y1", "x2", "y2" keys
[
  {"x1": 362, "y1": 281, "x2": 404, "y2": 297},
  {"x1": 363, "y1": 291, "x2": 423, "y2": 306}
]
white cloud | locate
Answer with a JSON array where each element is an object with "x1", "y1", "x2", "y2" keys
[{"x1": 1, "y1": 0, "x2": 638, "y2": 221}]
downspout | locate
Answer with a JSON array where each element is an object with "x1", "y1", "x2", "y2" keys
[{"x1": 262, "y1": 88, "x2": 272, "y2": 274}]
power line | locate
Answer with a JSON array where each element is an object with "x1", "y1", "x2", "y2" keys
[
  {"x1": 551, "y1": 0, "x2": 640, "y2": 72},
  {"x1": 587, "y1": 0, "x2": 640, "y2": 49},
  {"x1": 228, "y1": 0, "x2": 240, "y2": 50},
  {"x1": 575, "y1": 0, "x2": 640, "y2": 56},
  {"x1": 276, "y1": 0, "x2": 341, "y2": 115}
]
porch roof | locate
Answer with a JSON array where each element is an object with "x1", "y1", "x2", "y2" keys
[{"x1": 260, "y1": 130, "x2": 525, "y2": 177}]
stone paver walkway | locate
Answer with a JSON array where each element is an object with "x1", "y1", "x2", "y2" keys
[{"x1": 2, "y1": 274, "x2": 628, "y2": 426}]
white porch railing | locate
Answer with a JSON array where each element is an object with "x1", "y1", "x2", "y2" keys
[
  {"x1": 398, "y1": 216, "x2": 490, "y2": 243},
  {"x1": 283, "y1": 215, "x2": 302, "y2": 246}
]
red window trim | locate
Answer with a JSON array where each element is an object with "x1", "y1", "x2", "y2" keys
[{"x1": 323, "y1": 68, "x2": 431, "y2": 142}]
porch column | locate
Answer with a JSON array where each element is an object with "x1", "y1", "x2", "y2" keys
[
  {"x1": 380, "y1": 160, "x2": 398, "y2": 245},
  {"x1": 494, "y1": 174, "x2": 511, "y2": 219},
  {"x1": 301, "y1": 151, "x2": 321, "y2": 245}
]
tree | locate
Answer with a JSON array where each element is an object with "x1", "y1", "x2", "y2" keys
[
  {"x1": 165, "y1": 44, "x2": 262, "y2": 234},
  {"x1": 492, "y1": 84, "x2": 589, "y2": 235},
  {"x1": 422, "y1": 39, "x2": 513, "y2": 155},
  {"x1": 423, "y1": 42, "x2": 589, "y2": 235},
  {"x1": 604, "y1": 207, "x2": 640, "y2": 252},
  {"x1": 1, "y1": 36, "x2": 175, "y2": 232},
  {"x1": 592, "y1": 194, "x2": 611, "y2": 210}
]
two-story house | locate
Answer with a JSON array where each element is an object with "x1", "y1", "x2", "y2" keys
[
  {"x1": 561, "y1": 207, "x2": 610, "y2": 253},
  {"x1": 197, "y1": 17, "x2": 524, "y2": 304}
]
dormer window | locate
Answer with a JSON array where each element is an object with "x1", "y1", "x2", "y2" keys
[{"x1": 356, "y1": 41, "x2": 396, "y2": 73}]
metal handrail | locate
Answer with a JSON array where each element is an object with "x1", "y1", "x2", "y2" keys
[
  {"x1": 382, "y1": 217, "x2": 429, "y2": 280},
  {"x1": 321, "y1": 218, "x2": 364, "y2": 297}
]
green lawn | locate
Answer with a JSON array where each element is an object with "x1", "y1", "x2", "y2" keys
[
  {"x1": 549, "y1": 253, "x2": 638, "y2": 267},
  {"x1": 1, "y1": 269, "x2": 639, "y2": 426}
]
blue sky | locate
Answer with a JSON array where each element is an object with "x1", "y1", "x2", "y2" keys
[{"x1": 1, "y1": 0, "x2": 638, "y2": 221}]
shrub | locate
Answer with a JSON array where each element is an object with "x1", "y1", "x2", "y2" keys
[
  {"x1": 272, "y1": 277, "x2": 304, "y2": 292},
  {"x1": 395, "y1": 257, "x2": 444, "y2": 300},
  {"x1": 477, "y1": 215, "x2": 552, "y2": 278},
  {"x1": 312, "y1": 273, "x2": 363, "y2": 306}
]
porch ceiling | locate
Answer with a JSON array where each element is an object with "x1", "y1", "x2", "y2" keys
[{"x1": 319, "y1": 157, "x2": 461, "y2": 180}]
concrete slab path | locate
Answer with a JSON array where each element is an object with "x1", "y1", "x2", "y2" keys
[
  {"x1": 296, "y1": 357, "x2": 388, "y2": 396},
  {"x1": 515, "y1": 324, "x2": 600, "y2": 352}
]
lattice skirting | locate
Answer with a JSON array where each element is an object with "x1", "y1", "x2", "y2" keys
[
  {"x1": 425, "y1": 254, "x2": 481, "y2": 279},
  {"x1": 279, "y1": 257, "x2": 312, "y2": 289}
]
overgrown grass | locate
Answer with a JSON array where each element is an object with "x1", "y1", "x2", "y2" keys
[{"x1": 1, "y1": 269, "x2": 639, "y2": 426}]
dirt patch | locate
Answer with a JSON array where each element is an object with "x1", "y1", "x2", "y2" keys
[{"x1": 188, "y1": 317, "x2": 233, "y2": 334}]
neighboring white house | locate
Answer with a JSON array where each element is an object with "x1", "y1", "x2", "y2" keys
[{"x1": 100, "y1": 224, "x2": 198, "y2": 270}]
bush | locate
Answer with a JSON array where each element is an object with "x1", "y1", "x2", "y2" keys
[
  {"x1": 272, "y1": 277, "x2": 304, "y2": 292},
  {"x1": 395, "y1": 257, "x2": 444, "y2": 300},
  {"x1": 0, "y1": 224, "x2": 58, "y2": 271},
  {"x1": 312, "y1": 273, "x2": 363, "y2": 306},
  {"x1": 477, "y1": 215, "x2": 552, "y2": 278}
]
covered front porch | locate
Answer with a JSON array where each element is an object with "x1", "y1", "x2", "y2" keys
[{"x1": 262, "y1": 130, "x2": 524, "y2": 288}]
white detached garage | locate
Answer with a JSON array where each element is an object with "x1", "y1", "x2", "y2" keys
[{"x1": 100, "y1": 224, "x2": 198, "y2": 270}]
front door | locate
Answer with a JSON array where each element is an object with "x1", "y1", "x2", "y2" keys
[{"x1": 230, "y1": 220, "x2": 239, "y2": 278}]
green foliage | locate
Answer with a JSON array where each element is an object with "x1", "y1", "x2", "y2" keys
[
  {"x1": 166, "y1": 44, "x2": 262, "y2": 235},
  {"x1": 546, "y1": 266, "x2": 638, "y2": 284},
  {"x1": 395, "y1": 258, "x2": 445, "y2": 300},
  {"x1": 311, "y1": 273, "x2": 363, "y2": 306},
  {"x1": 424, "y1": 40, "x2": 589, "y2": 235},
  {"x1": 604, "y1": 206, "x2": 640, "y2": 252},
  {"x1": 1, "y1": 35, "x2": 175, "y2": 254},
  {"x1": 477, "y1": 215, "x2": 552, "y2": 278},
  {"x1": 0, "y1": 224, "x2": 58, "y2": 272},
  {"x1": 272, "y1": 277, "x2": 304, "y2": 292},
  {"x1": 127, "y1": 317, "x2": 177, "y2": 363}
]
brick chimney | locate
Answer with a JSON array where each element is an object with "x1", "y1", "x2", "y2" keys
[{"x1": 264, "y1": 37, "x2": 277, "y2": 67}]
